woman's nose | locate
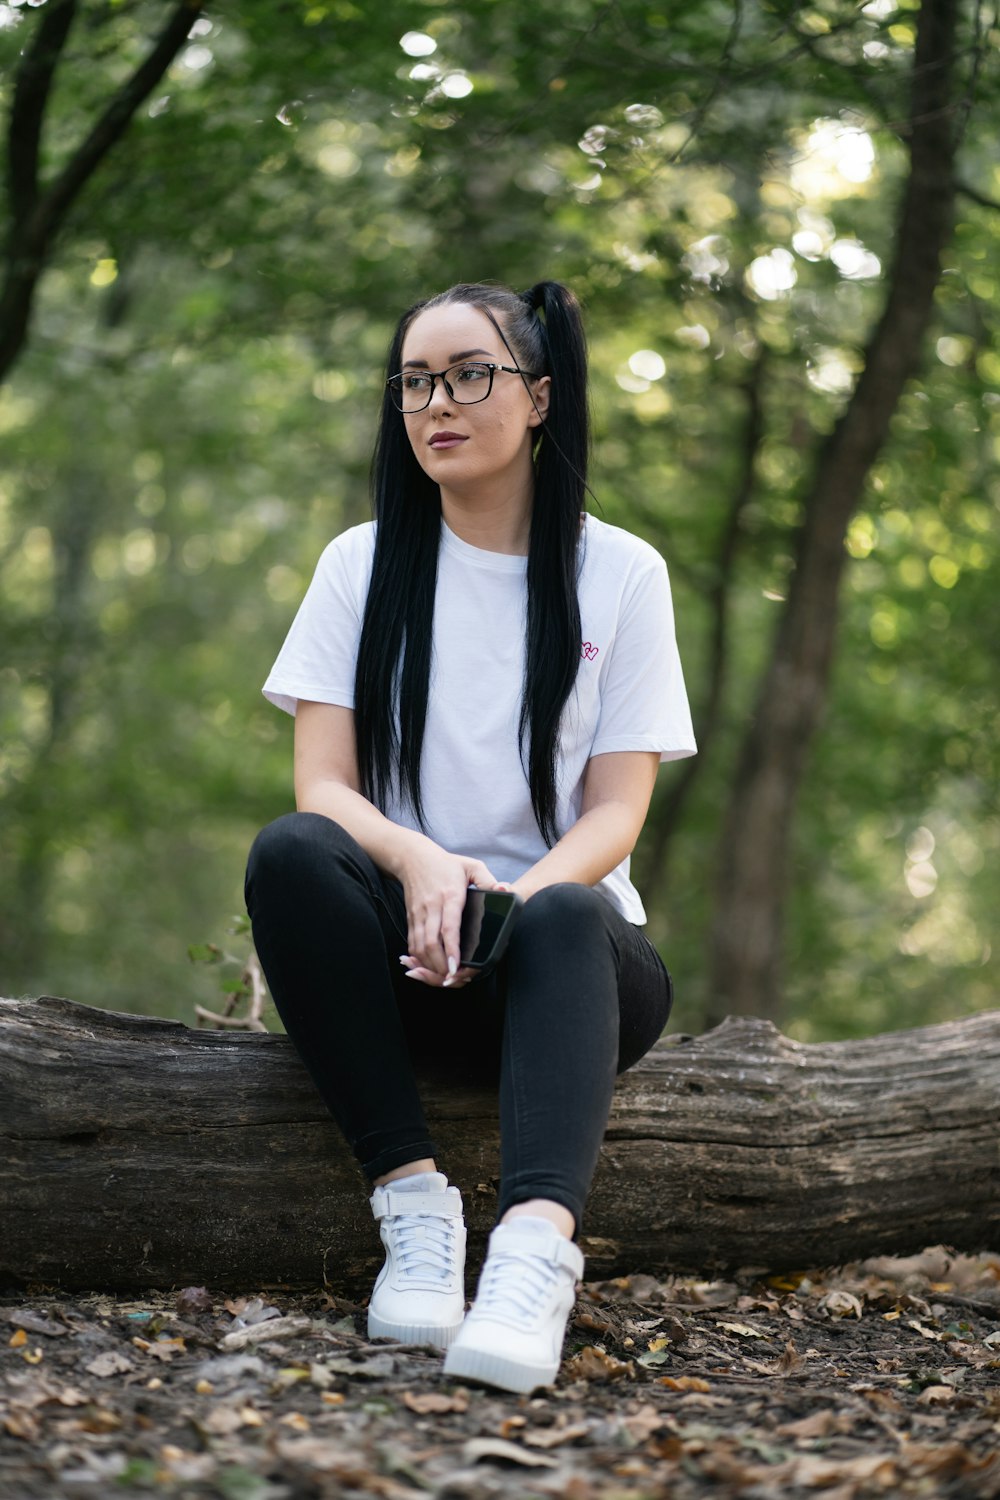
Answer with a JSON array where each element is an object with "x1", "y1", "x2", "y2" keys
[{"x1": 428, "y1": 373, "x2": 455, "y2": 413}]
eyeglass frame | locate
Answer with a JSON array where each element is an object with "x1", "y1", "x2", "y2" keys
[{"x1": 386, "y1": 360, "x2": 544, "y2": 413}]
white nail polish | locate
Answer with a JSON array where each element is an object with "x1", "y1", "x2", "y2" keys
[{"x1": 447, "y1": 956, "x2": 458, "y2": 977}]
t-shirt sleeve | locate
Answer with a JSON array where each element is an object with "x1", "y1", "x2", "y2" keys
[
  {"x1": 262, "y1": 529, "x2": 372, "y2": 716},
  {"x1": 590, "y1": 551, "x2": 697, "y2": 762}
]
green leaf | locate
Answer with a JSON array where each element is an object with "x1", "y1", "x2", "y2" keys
[
  {"x1": 214, "y1": 1468, "x2": 276, "y2": 1500},
  {"x1": 188, "y1": 944, "x2": 222, "y2": 964}
]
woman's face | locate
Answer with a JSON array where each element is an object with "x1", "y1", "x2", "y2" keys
[{"x1": 398, "y1": 303, "x2": 550, "y2": 492}]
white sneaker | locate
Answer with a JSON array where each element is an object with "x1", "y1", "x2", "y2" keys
[
  {"x1": 367, "y1": 1171, "x2": 466, "y2": 1348},
  {"x1": 442, "y1": 1216, "x2": 583, "y2": 1393}
]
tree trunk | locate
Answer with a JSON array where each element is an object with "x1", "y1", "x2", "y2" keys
[
  {"x1": 637, "y1": 334, "x2": 766, "y2": 907},
  {"x1": 1, "y1": 996, "x2": 996, "y2": 1293},
  {"x1": 709, "y1": 0, "x2": 961, "y2": 1022}
]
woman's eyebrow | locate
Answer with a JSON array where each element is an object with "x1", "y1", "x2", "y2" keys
[{"x1": 401, "y1": 348, "x2": 494, "y2": 368}]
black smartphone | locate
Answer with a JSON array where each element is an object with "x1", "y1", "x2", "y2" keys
[{"x1": 459, "y1": 888, "x2": 523, "y2": 969}]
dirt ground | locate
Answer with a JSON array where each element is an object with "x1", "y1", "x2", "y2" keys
[{"x1": 2, "y1": 1246, "x2": 998, "y2": 1500}]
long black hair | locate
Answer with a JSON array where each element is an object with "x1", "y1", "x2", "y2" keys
[{"x1": 354, "y1": 280, "x2": 589, "y2": 845}]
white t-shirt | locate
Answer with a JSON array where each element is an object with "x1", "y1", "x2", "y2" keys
[{"x1": 263, "y1": 514, "x2": 696, "y2": 923}]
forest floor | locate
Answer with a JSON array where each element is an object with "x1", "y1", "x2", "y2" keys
[{"x1": 1, "y1": 1247, "x2": 998, "y2": 1500}]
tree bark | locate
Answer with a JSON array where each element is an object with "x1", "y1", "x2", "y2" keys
[
  {"x1": 709, "y1": 0, "x2": 962, "y2": 1022},
  {"x1": 1, "y1": 996, "x2": 996, "y2": 1293}
]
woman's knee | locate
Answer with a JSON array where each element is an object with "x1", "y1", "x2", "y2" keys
[
  {"x1": 506, "y1": 884, "x2": 618, "y2": 981},
  {"x1": 245, "y1": 811, "x2": 352, "y2": 901},
  {"x1": 504, "y1": 884, "x2": 620, "y2": 1035},
  {"x1": 514, "y1": 882, "x2": 612, "y2": 942}
]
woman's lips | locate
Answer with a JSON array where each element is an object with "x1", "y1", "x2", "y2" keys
[{"x1": 429, "y1": 433, "x2": 467, "y2": 449}]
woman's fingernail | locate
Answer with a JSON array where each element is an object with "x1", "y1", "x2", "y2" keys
[
  {"x1": 442, "y1": 975, "x2": 455, "y2": 988},
  {"x1": 399, "y1": 956, "x2": 414, "y2": 968},
  {"x1": 447, "y1": 956, "x2": 458, "y2": 977},
  {"x1": 404, "y1": 970, "x2": 420, "y2": 981}
]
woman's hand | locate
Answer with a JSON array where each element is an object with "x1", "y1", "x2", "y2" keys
[
  {"x1": 293, "y1": 704, "x2": 505, "y2": 988},
  {"x1": 396, "y1": 839, "x2": 504, "y2": 988}
]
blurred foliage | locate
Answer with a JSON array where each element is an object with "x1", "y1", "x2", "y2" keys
[{"x1": 0, "y1": 0, "x2": 997, "y2": 1038}]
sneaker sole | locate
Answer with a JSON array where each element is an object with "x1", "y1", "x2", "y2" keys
[
  {"x1": 442, "y1": 1340, "x2": 557, "y2": 1394},
  {"x1": 367, "y1": 1310, "x2": 464, "y2": 1349}
]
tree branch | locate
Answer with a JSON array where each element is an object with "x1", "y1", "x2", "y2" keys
[
  {"x1": 0, "y1": 0, "x2": 204, "y2": 385},
  {"x1": 954, "y1": 0, "x2": 993, "y2": 146},
  {"x1": 669, "y1": 0, "x2": 744, "y2": 165},
  {"x1": 35, "y1": 0, "x2": 204, "y2": 248},
  {"x1": 5, "y1": 0, "x2": 77, "y2": 232},
  {"x1": 957, "y1": 178, "x2": 1000, "y2": 213}
]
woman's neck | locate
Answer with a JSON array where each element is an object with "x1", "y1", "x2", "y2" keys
[{"x1": 439, "y1": 482, "x2": 533, "y2": 556}]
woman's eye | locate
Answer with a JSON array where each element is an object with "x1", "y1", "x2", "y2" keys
[
  {"x1": 403, "y1": 375, "x2": 430, "y2": 391},
  {"x1": 456, "y1": 364, "x2": 489, "y2": 382}
]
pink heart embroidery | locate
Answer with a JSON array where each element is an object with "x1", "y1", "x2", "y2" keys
[{"x1": 581, "y1": 642, "x2": 599, "y2": 661}]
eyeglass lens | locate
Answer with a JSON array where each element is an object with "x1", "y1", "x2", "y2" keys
[{"x1": 391, "y1": 362, "x2": 495, "y2": 412}]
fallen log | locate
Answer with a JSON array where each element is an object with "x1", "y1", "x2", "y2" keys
[{"x1": 1, "y1": 996, "x2": 997, "y2": 1291}]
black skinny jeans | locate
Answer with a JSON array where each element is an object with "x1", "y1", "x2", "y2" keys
[{"x1": 245, "y1": 812, "x2": 673, "y2": 1230}]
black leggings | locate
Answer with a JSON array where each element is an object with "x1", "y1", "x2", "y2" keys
[{"x1": 245, "y1": 812, "x2": 672, "y2": 1230}]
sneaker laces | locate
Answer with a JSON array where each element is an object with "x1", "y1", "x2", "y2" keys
[
  {"x1": 472, "y1": 1245, "x2": 563, "y2": 1329},
  {"x1": 384, "y1": 1211, "x2": 459, "y2": 1284}
]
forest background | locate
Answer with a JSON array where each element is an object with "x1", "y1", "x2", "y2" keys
[{"x1": 0, "y1": 0, "x2": 997, "y2": 1044}]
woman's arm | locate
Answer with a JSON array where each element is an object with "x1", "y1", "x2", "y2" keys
[
  {"x1": 294, "y1": 700, "x2": 500, "y2": 980},
  {"x1": 295, "y1": 700, "x2": 420, "y2": 875},
  {"x1": 510, "y1": 750, "x2": 660, "y2": 900}
]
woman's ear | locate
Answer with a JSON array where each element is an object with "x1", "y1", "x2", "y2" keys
[{"x1": 527, "y1": 375, "x2": 551, "y2": 427}]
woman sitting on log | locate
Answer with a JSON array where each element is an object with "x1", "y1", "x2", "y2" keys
[{"x1": 245, "y1": 279, "x2": 696, "y2": 1393}]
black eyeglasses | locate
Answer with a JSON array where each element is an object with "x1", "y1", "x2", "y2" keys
[{"x1": 387, "y1": 361, "x2": 542, "y2": 413}]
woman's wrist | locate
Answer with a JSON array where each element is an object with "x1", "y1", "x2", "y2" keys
[{"x1": 382, "y1": 827, "x2": 437, "y2": 882}]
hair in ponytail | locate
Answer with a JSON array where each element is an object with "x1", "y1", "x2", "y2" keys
[{"x1": 355, "y1": 280, "x2": 590, "y2": 843}]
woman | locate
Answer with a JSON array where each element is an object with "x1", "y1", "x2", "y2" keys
[{"x1": 245, "y1": 280, "x2": 696, "y2": 1394}]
